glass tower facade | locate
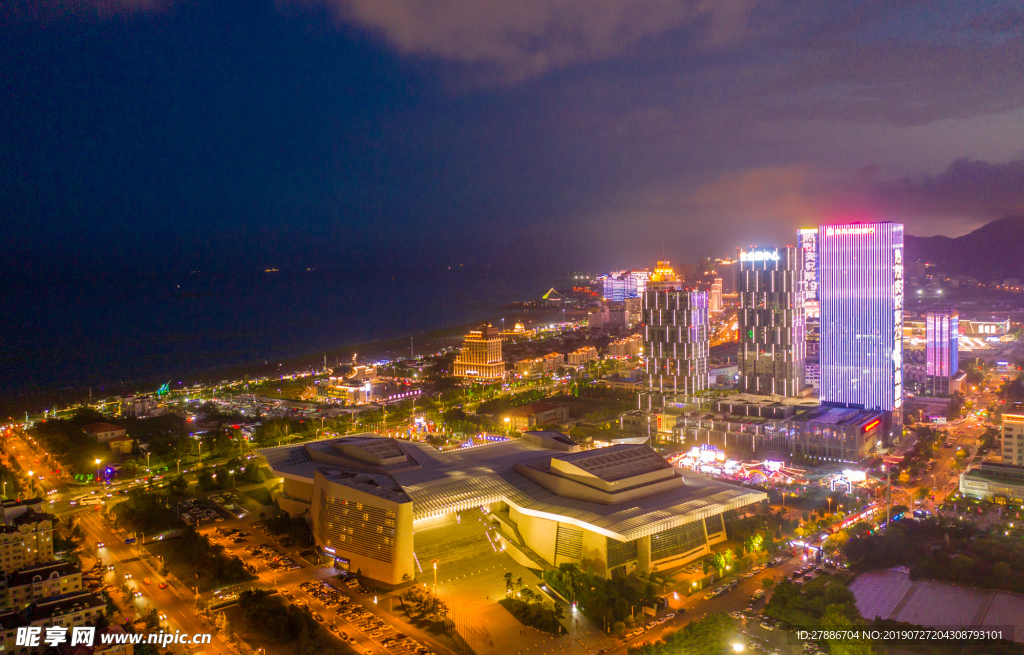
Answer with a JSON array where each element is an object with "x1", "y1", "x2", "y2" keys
[
  {"x1": 819, "y1": 222, "x2": 904, "y2": 423},
  {"x1": 642, "y1": 290, "x2": 709, "y2": 405},
  {"x1": 926, "y1": 310, "x2": 959, "y2": 395},
  {"x1": 737, "y1": 246, "x2": 805, "y2": 397}
]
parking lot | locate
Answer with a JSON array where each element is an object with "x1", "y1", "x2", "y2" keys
[{"x1": 291, "y1": 579, "x2": 439, "y2": 655}]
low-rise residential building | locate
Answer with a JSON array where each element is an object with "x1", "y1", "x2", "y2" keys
[
  {"x1": 80, "y1": 424, "x2": 126, "y2": 444},
  {"x1": 0, "y1": 562, "x2": 83, "y2": 610},
  {"x1": 0, "y1": 591, "x2": 106, "y2": 654},
  {"x1": 120, "y1": 395, "x2": 164, "y2": 418},
  {"x1": 0, "y1": 512, "x2": 55, "y2": 575},
  {"x1": 514, "y1": 353, "x2": 564, "y2": 378},
  {"x1": 501, "y1": 402, "x2": 570, "y2": 432},
  {"x1": 567, "y1": 346, "x2": 598, "y2": 367},
  {"x1": 607, "y1": 334, "x2": 642, "y2": 358}
]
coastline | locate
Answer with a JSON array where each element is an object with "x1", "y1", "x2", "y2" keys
[{"x1": 0, "y1": 306, "x2": 572, "y2": 418}]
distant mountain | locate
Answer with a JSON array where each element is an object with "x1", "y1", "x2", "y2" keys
[{"x1": 906, "y1": 216, "x2": 1024, "y2": 282}]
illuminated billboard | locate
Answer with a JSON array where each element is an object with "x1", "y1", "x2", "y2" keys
[{"x1": 739, "y1": 249, "x2": 780, "y2": 262}]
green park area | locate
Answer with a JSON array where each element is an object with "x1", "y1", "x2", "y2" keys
[{"x1": 147, "y1": 526, "x2": 255, "y2": 593}]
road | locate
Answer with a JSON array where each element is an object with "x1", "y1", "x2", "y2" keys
[{"x1": 77, "y1": 511, "x2": 234, "y2": 653}]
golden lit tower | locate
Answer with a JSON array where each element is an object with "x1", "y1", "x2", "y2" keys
[{"x1": 454, "y1": 323, "x2": 506, "y2": 380}]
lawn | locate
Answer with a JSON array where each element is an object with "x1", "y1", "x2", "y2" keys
[{"x1": 243, "y1": 486, "x2": 274, "y2": 506}]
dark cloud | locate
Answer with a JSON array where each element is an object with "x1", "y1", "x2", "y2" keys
[
  {"x1": 870, "y1": 156, "x2": 1024, "y2": 223},
  {"x1": 2, "y1": 0, "x2": 1023, "y2": 274},
  {"x1": 299, "y1": 0, "x2": 759, "y2": 82}
]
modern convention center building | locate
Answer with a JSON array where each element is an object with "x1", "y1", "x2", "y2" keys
[{"x1": 261, "y1": 432, "x2": 765, "y2": 584}]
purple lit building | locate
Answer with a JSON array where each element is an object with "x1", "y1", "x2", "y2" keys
[
  {"x1": 926, "y1": 310, "x2": 959, "y2": 395},
  {"x1": 819, "y1": 222, "x2": 904, "y2": 445}
]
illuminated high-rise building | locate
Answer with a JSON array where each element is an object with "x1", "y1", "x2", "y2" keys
[
  {"x1": 600, "y1": 270, "x2": 651, "y2": 301},
  {"x1": 641, "y1": 290, "x2": 709, "y2": 408},
  {"x1": 453, "y1": 323, "x2": 505, "y2": 380},
  {"x1": 925, "y1": 309, "x2": 959, "y2": 396},
  {"x1": 737, "y1": 246, "x2": 805, "y2": 397},
  {"x1": 819, "y1": 222, "x2": 904, "y2": 443},
  {"x1": 646, "y1": 261, "x2": 683, "y2": 293},
  {"x1": 798, "y1": 229, "x2": 820, "y2": 391},
  {"x1": 709, "y1": 277, "x2": 723, "y2": 312}
]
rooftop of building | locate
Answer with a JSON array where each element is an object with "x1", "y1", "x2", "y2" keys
[
  {"x1": 0, "y1": 610, "x2": 20, "y2": 630},
  {"x1": 1, "y1": 509, "x2": 53, "y2": 531},
  {"x1": 5, "y1": 561, "x2": 80, "y2": 587},
  {"x1": 551, "y1": 444, "x2": 672, "y2": 482},
  {"x1": 22, "y1": 591, "x2": 104, "y2": 622},
  {"x1": 81, "y1": 422, "x2": 124, "y2": 434},
  {"x1": 1, "y1": 498, "x2": 43, "y2": 511},
  {"x1": 716, "y1": 393, "x2": 819, "y2": 408},
  {"x1": 965, "y1": 460, "x2": 1024, "y2": 483},
  {"x1": 316, "y1": 468, "x2": 410, "y2": 503},
  {"x1": 793, "y1": 406, "x2": 883, "y2": 426},
  {"x1": 503, "y1": 402, "x2": 564, "y2": 417},
  {"x1": 260, "y1": 435, "x2": 765, "y2": 541},
  {"x1": 522, "y1": 430, "x2": 576, "y2": 447}
]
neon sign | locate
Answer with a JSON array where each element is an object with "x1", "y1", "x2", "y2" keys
[
  {"x1": 862, "y1": 418, "x2": 880, "y2": 433},
  {"x1": 740, "y1": 249, "x2": 780, "y2": 262},
  {"x1": 825, "y1": 226, "x2": 876, "y2": 236}
]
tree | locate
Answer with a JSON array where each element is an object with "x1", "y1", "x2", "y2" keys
[
  {"x1": 504, "y1": 572, "x2": 514, "y2": 597},
  {"x1": 898, "y1": 471, "x2": 911, "y2": 485},
  {"x1": 914, "y1": 487, "x2": 931, "y2": 502},
  {"x1": 169, "y1": 476, "x2": 189, "y2": 496},
  {"x1": 143, "y1": 608, "x2": 160, "y2": 631},
  {"x1": 745, "y1": 533, "x2": 764, "y2": 555},
  {"x1": 823, "y1": 530, "x2": 850, "y2": 556}
]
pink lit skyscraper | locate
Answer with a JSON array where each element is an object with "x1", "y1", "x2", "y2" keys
[{"x1": 926, "y1": 309, "x2": 959, "y2": 395}]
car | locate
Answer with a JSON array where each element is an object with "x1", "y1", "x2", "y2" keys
[
  {"x1": 124, "y1": 573, "x2": 132, "y2": 579},
  {"x1": 664, "y1": 613, "x2": 675, "y2": 620},
  {"x1": 133, "y1": 591, "x2": 142, "y2": 598},
  {"x1": 158, "y1": 582, "x2": 168, "y2": 589},
  {"x1": 107, "y1": 565, "x2": 115, "y2": 571},
  {"x1": 312, "y1": 612, "x2": 324, "y2": 622},
  {"x1": 158, "y1": 612, "x2": 167, "y2": 621},
  {"x1": 759, "y1": 621, "x2": 773, "y2": 631},
  {"x1": 363, "y1": 649, "x2": 374, "y2": 655},
  {"x1": 97, "y1": 542, "x2": 105, "y2": 548}
]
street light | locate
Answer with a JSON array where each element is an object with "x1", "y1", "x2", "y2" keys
[
  {"x1": 732, "y1": 643, "x2": 745, "y2": 653},
  {"x1": 432, "y1": 559, "x2": 439, "y2": 598},
  {"x1": 95, "y1": 458, "x2": 101, "y2": 483}
]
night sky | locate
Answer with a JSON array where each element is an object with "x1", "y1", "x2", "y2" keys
[{"x1": 3, "y1": 0, "x2": 1023, "y2": 275}]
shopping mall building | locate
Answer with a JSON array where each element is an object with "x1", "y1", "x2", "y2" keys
[{"x1": 261, "y1": 432, "x2": 765, "y2": 584}]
